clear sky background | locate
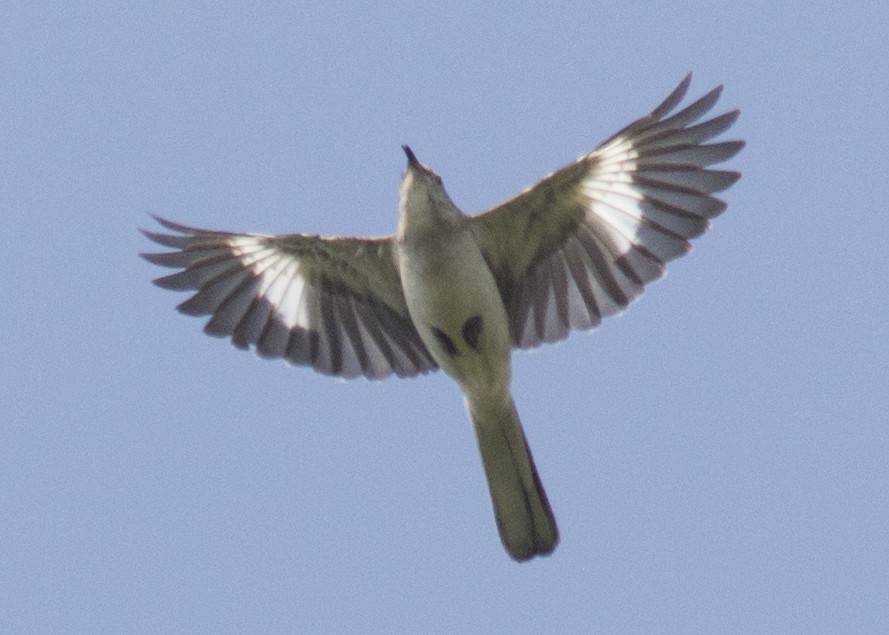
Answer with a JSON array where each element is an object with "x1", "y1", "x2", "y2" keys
[{"x1": 3, "y1": 3, "x2": 887, "y2": 632}]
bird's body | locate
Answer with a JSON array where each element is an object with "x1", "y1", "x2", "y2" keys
[
  {"x1": 396, "y1": 156, "x2": 511, "y2": 395},
  {"x1": 396, "y1": 149, "x2": 558, "y2": 557},
  {"x1": 397, "y1": 224, "x2": 510, "y2": 395},
  {"x1": 141, "y1": 75, "x2": 743, "y2": 561}
]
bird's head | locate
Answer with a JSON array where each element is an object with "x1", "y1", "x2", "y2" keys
[{"x1": 398, "y1": 146, "x2": 462, "y2": 235}]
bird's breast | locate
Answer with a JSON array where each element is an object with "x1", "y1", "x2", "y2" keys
[{"x1": 397, "y1": 229, "x2": 512, "y2": 395}]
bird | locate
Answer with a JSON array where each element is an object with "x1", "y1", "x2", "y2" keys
[{"x1": 141, "y1": 74, "x2": 743, "y2": 561}]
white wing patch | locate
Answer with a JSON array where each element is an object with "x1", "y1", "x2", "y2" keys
[{"x1": 222, "y1": 236, "x2": 313, "y2": 331}]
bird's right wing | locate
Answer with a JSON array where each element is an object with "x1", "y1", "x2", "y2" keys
[
  {"x1": 141, "y1": 217, "x2": 437, "y2": 379},
  {"x1": 472, "y1": 75, "x2": 744, "y2": 349}
]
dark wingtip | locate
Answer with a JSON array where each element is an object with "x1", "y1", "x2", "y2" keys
[{"x1": 650, "y1": 73, "x2": 693, "y2": 120}]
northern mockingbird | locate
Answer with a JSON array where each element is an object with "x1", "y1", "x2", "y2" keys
[{"x1": 142, "y1": 75, "x2": 743, "y2": 561}]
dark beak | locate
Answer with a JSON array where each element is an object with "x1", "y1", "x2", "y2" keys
[{"x1": 402, "y1": 145, "x2": 420, "y2": 169}]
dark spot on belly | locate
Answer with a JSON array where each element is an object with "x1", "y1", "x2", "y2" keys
[
  {"x1": 431, "y1": 326, "x2": 459, "y2": 357},
  {"x1": 462, "y1": 315, "x2": 483, "y2": 352}
]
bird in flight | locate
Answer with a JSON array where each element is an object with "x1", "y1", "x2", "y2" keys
[{"x1": 142, "y1": 74, "x2": 743, "y2": 561}]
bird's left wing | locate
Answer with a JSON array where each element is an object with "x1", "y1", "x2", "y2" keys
[
  {"x1": 471, "y1": 75, "x2": 744, "y2": 349},
  {"x1": 141, "y1": 217, "x2": 437, "y2": 379}
]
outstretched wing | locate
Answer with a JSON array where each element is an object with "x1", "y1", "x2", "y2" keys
[
  {"x1": 141, "y1": 217, "x2": 437, "y2": 379},
  {"x1": 472, "y1": 74, "x2": 744, "y2": 348}
]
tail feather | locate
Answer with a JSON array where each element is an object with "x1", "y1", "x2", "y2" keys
[{"x1": 469, "y1": 397, "x2": 558, "y2": 561}]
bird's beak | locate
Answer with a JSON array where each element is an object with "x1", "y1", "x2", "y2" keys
[{"x1": 402, "y1": 145, "x2": 420, "y2": 170}]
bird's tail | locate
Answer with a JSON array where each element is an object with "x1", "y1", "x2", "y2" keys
[{"x1": 468, "y1": 396, "x2": 558, "y2": 561}]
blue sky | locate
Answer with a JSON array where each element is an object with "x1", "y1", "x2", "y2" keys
[{"x1": 3, "y1": 3, "x2": 888, "y2": 632}]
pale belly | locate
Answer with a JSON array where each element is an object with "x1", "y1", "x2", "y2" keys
[{"x1": 397, "y1": 231, "x2": 512, "y2": 398}]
